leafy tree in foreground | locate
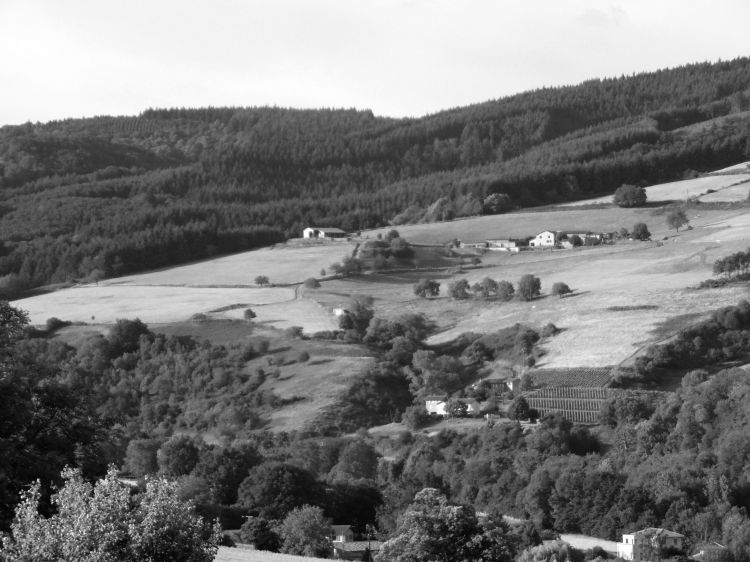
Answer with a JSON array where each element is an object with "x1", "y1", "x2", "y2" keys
[
  {"x1": 666, "y1": 208, "x2": 689, "y2": 232},
  {"x1": 414, "y1": 278, "x2": 440, "y2": 298},
  {"x1": 517, "y1": 274, "x2": 541, "y2": 301},
  {"x1": 1, "y1": 467, "x2": 220, "y2": 562},
  {"x1": 375, "y1": 488, "x2": 517, "y2": 562},
  {"x1": 632, "y1": 222, "x2": 651, "y2": 240},
  {"x1": 551, "y1": 282, "x2": 572, "y2": 298},
  {"x1": 278, "y1": 505, "x2": 332, "y2": 558},
  {"x1": 613, "y1": 184, "x2": 647, "y2": 207}
]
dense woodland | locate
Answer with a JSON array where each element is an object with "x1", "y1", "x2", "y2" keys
[{"x1": 3, "y1": 59, "x2": 750, "y2": 295}]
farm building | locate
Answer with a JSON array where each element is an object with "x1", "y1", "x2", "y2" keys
[
  {"x1": 617, "y1": 528, "x2": 686, "y2": 561},
  {"x1": 529, "y1": 230, "x2": 558, "y2": 248},
  {"x1": 486, "y1": 238, "x2": 525, "y2": 251},
  {"x1": 425, "y1": 396, "x2": 480, "y2": 416},
  {"x1": 332, "y1": 525, "x2": 355, "y2": 543},
  {"x1": 303, "y1": 227, "x2": 347, "y2": 239},
  {"x1": 459, "y1": 241, "x2": 489, "y2": 250}
]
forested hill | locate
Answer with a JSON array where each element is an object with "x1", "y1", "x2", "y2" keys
[{"x1": 2, "y1": 57, "x2": 750, "y2": 295}]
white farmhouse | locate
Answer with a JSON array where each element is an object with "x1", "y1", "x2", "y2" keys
[
  {"x1": 303, "y1": 227, "x2": 347, "y2": 239},
  {"x1": 529, "y1": 230, "x2": 558, "y2": 248},
  {"x1": 617, "y1": 528, "x2": 686, "y2": 561}
]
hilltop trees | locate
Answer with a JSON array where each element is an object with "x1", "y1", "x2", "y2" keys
[{"x1": 613, "y1": 184, "x2": 647, "y2": 207}]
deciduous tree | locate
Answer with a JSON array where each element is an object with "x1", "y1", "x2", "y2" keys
[{"x1": 517, "y1": 274, "x2": 541, "y2": 301}]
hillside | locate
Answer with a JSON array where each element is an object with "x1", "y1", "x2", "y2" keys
[{"x1": 2, "y1": 58, "x2": 750, "y2": 297}]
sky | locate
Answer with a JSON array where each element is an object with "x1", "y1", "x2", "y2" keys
[{"x1": 1, "y1": 0, "x2": 749, "y2": 126}]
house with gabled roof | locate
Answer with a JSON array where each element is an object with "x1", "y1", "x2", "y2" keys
[
  {"x1": 303, "y1": 227, "x2": 347, "y2": 239},
  {"x1": 617, "y1": 527, "x2": 686, "y2": 561}
]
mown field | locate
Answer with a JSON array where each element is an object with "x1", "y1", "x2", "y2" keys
[{"x1": 11, "y1": 165, "x2": 750, "y2": 429}]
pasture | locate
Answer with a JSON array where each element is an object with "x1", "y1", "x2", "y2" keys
[
  {"x1": 558, "y1": 171, "x2": 750, "y2": 207},
  {"x1": 318, "y1": 207, "x2": 750, "y2": 369},
  {"x1": 215, "y1": 546, "x2": 329, "y2": 562},
  {"x1": 102, "y1": 241, "x2": 353, "y2": 286}
]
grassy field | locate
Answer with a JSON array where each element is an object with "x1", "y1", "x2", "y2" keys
[
  {"x1": 558, "y1": 173, "x2": 750, "y2": 207},
  {"x1": 103, "y1": 240, "x2": 354, "y2": 286},
  {"x1": 215, "y1": 546, "x2": 329, "y2": 562},
  {"x1": 318, "y1": 207, "x2": 750, "y2": 369},
  {"x1": 12, "y1": 166, "x2": 750, "y2": 429}
]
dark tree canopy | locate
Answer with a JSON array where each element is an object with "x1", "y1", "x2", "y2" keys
[
  {"x1": 613, "y1": 184, "x2": 647, "y2": 207},
  {"x1": 632, "y1": 222, "x2": 651, "y2": 240}
]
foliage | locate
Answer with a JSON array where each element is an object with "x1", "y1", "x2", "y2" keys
[
  {"x1": 303, "y1": 277, "x2": 321, "y2": 288},
  {"x1": 244, "y1": 308, "x2": 256, "y2": 320},
  {"x1": 517, "y1": 274, "x2": 542, "y2": 301},
  {"x1": 497, "y1": 280, "x2": 515, "y2": 301},
  {"x1": 1, "y1": 466, "x2": 220, "y2": 562},
  {"x1": 632, "y1": 222, "x2": 651, "y2": 240},
  {"x1": 448, "y1": 278, "x2": 471, "y2": 299},
  {"x1": 403, "y1": 405, "x2": 431, "y2": 430},
  {"x1": 613, "y1": 184, "x2": 647, "y2": 207},
  {"x1": 375, "y1": 488, "x2": 518, "y2": 562},
  {"x1": 254, "y1": 275, "x2": 270, "y2": 286},
  {"x1": 278, "y1": 505, "x2": 332, "y2": 558},
  {"x1": 413, "y1": 278, "x2": 440, "y2": 298},
  {"x1": 516, "y1": 540, "x2": 584, "y2": 562},
  {"x1": 237, "y1": 462, "x2": 321, "y2": 519},
  {"x1": 551, "y1": 282, "x2": 572, "y2": 298},
  {"x1": 667, "y1": 208, "x2": 689, "y2": 232},
  {"x1": 508, "y1": 396, "x2": 531, "y2": 420},
  {"x1": 473, "y1": 277, "x2": 499, "y2": 298},
  {"x1": 713, "y1": 249, "x2": 750, "y2": 278},
  {"x1": 239, "y1": 517, "x2": 280, "y2": 552}
]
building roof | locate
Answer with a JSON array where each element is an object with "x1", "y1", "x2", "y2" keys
[
  {"x1": 312, "y1": 227, "x2": 346, "y2": 233},
  {"x1": 631, "y1": 528, "x2": 685, "y2": 539},
  {"x1": 333, "y1": 541, "x2": 383, "y2": 552},
  {"x1": 332, "y1": 524, "x2": 352, "y2": 532},
  {"x1": 424, "y1": 395, "x2": 448, "y2": 402}
]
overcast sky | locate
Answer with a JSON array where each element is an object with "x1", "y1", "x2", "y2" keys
[{"x1": 1, "y1": 0, "x2": 749, "y2": 126}]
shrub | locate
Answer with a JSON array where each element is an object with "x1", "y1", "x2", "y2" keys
[
  {"x1": 285, "y1": 326, "x2": 304, "y2": 339},
  {"x1": 303, "y1": 277, "x2": 320, "y2": 289},
  {"x1": 403, "y1": 405, "x2": 431, "y2": 430},
  {"x1": 244, "y1": 308, "x2": 256, "y2": 320},
  {"x1": 551, "y1": 282, "x2": 572, "y2": 298},
  {"x1": 45, "y1": 317, "x2": 71, "y2": 332},
  {"x1": 254, "y1": 275, "x2": 270, "y2": 286},
  {"x1": 297, "y1": 351, "x2": 310, "y2": 362}
]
